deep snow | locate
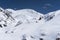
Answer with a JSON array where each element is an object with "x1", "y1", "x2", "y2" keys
[{"x1": 0, "y1": 7, "x2": 60, "y2": 40}]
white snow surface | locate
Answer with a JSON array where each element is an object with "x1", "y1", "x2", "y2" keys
[{"x1": 0, "y1": 8, "x2": 60, "y2": 40}]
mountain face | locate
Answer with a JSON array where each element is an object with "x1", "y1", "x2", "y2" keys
[{"x1": 0, "y1": 7, "x2": 60, "y2": 40}]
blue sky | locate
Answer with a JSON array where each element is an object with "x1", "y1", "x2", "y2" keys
[{"x1": 0, "y1": 0, "x2": 60, "y2": 14}]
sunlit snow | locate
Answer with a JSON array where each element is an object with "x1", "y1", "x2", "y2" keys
[{"x1": 0, "y1": 7, "x2": 60, "y2": 40}]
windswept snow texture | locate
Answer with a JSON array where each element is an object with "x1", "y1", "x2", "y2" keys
[{"x1": 0, "y1": 8, "x2": 60, "y2": 40}]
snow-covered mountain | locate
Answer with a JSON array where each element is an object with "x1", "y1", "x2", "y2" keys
[{"x1": 0, "y1": 7, "x2": 60, "y2": 40}]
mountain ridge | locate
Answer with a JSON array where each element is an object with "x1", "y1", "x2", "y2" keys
[{"x1": 0, "y1": 7, "x2": 60, "y2": 40}]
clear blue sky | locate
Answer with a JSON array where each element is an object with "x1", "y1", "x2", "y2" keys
[{"x1": 0, "y1": 0, "x2": 60, "y2": 14}]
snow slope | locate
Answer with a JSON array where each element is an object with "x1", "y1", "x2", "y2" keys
[{"x1": 0, "y1": 7, "x2": 60, "y2": 40}]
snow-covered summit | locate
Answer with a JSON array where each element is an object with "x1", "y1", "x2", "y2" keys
[
  {"x1": 6, "y1": 9, "x2": 44, "y2": 24},
  {"x1": 0, "y1": 7, "x2": 60, "y2": 40}
]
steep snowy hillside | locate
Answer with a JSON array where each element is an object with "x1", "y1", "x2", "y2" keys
[
  {"x1": 0, "y1": 7, "x2": 60, "y2": 40},
  {"x1": 39, "y1": 10, "x2": 60, "y2": 40}
]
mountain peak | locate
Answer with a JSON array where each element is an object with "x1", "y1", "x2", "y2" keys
[{"x1": 0, "y1": 7, "x2": 60, "y2": 40}]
